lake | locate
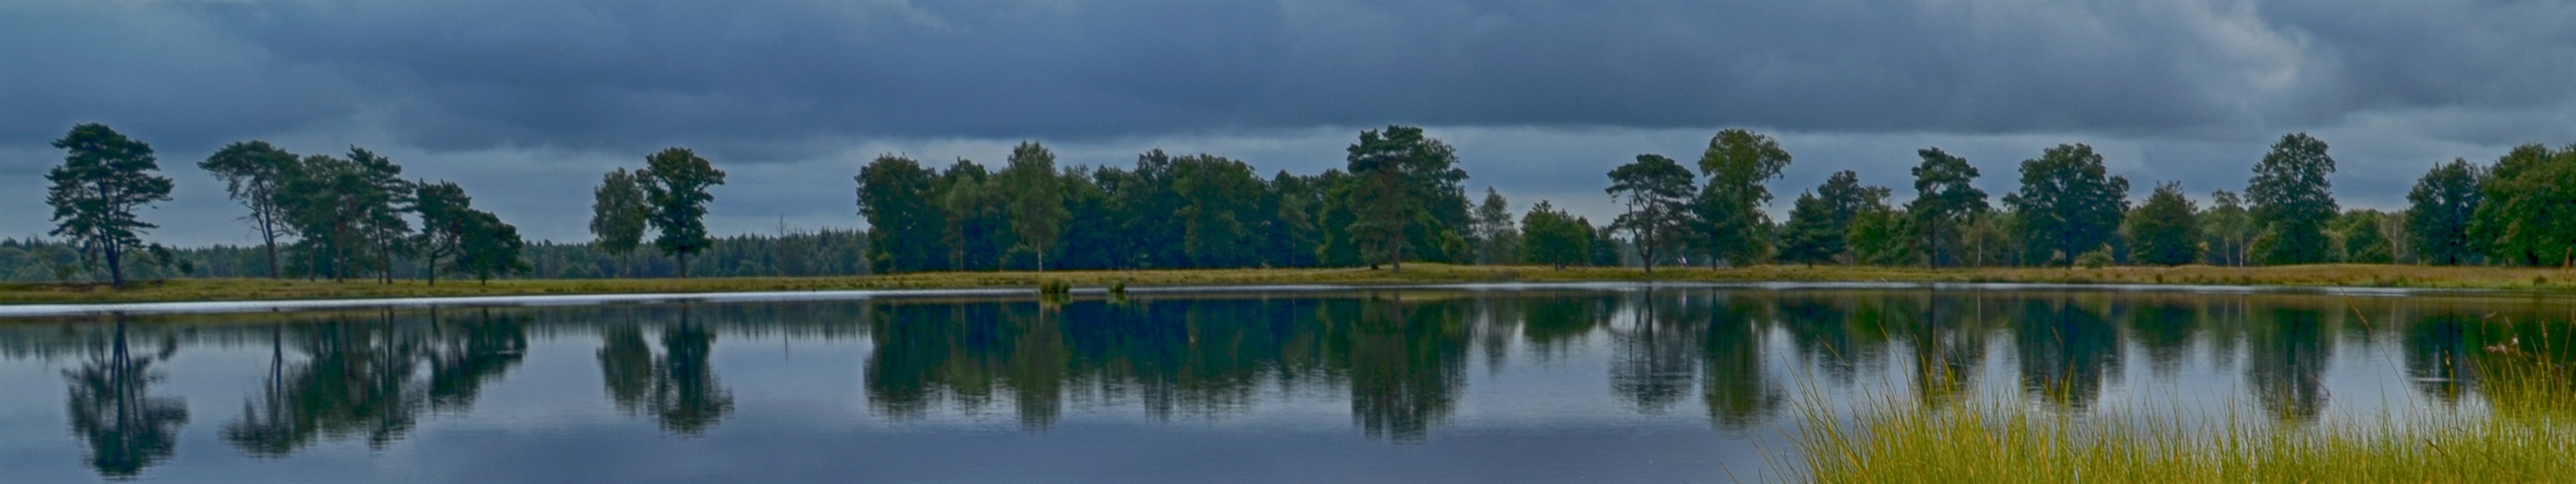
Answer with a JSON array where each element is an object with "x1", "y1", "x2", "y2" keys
[{"x1": 0, "y1": 284, "x2": 2561, "y2": 482}]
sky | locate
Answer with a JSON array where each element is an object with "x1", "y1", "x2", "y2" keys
[{"x1": 5, "y1": 1, "x2": 2574, "y2": 246}]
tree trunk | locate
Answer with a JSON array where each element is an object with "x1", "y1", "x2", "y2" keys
[
  {"x1": 105, "y1": 241, "x2": 126, "y2": 287},
  {"x1": 677, "y1": 252, "x2": 690, "y2": 279}
]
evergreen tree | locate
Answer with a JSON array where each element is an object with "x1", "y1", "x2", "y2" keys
[
  {"x1": 2002, "y1": 143, "x2": 2130, "y2": 267},
  {"x1": 590, "y1": 168, "x2": 650, "y2": 276},
  {"x1": 1605, "y1": 154, "x2": 1699, "y2": 272},
  {"x1": 1469, "y1": 188, "x2": 1519, "y2": 265},
  {"x1": 346, "y1": 147, "x2": 413, "y2": 283},
  {"x1": 1904, "y1": 147, "x2": 1988, "y2": 267},
  {"x1": 1343, "y1": 126, "x2": 1467, "y2": 271},
  {"x1": 1692, "y1": 129, "x2": 1792, "y2": 266},
  {"x1": 2247, "y1": 133, "x2": 2339, "y2": 265},
  {"x1": 198, "y1": 140, "x2": 300, "y2": 278},
  {"x1": 2405, "y1": 159, "x2": 2483, "y2": 266},
  {"x1": 1776, "y1": 171, "x2": 1887, "y2": 265},
  {"x1": 43, "y1": 123, "x2": 174, "y2": 286},
  {"x1": 2125, "y1": 182, "x2": 2201, "y2": 266},
  {"x1": 1000, "y1": 141, "x2": 1069, "y2": 270},
  {"x1": 640, "y1": 147, "x2": 727, "y2": 278},
  {"x1": 1846, "y1": 207, "x2": 1918, "y2": 267}
]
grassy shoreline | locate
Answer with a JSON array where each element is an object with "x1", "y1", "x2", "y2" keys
[{"x1": 6, "y1": 263, "x2": 2576, "y2": 304}]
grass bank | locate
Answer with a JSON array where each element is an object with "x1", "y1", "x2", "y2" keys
[
  {"x1": 1794, "y1": 338, "x2": 2576, "y2": 483},
  {"x1": 6, "y1": 263, "x2": 2576, "y2": 304}
]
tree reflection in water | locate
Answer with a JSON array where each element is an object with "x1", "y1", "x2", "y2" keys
[
  {"x1": 64, "y1": 316, "x2": 188, "y2": 480},
  {"x1": 222, "y1": 308, "x2": 527, "y2": 455},
  {"x1": 597, "y1": 305, "x2": 735, "y2": 436},
  {"x1": 32, "y1": 286, "x2": 2576, "y2": 479}
]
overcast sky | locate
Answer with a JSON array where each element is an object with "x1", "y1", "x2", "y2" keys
[{"x1": 6, "y1": 1, "x2": 2574, "y2": 246}]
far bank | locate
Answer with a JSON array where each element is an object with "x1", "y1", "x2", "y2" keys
[{"x1": 3, "y1": 263, "x2": 2572, "y2": 305}]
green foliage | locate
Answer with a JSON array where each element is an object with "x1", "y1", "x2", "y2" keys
[
  {"x1": 2469, "y1": 143, "x2": 2576, "y2": 267},
  {"x1": 2124, "y1": 182, "x2": 2201, "y2": 266},
  {"x1": 1469, "y1": 188, "x2": 1520, "y2": 265},
  {"x1": 2199, "y1": 190, "x2": 2255, "y2": 267},
  {"x1": 1905, "y1": 147, "x2": 1989, "y2": 267},
  {"x1": 198, "y1": 140, "x2": 300, "y2": 278},
  {"x1": 1778, "y1": 171, "x2": 1891, "y2": 266},
  {"x1": 856, "y1": 155, "x2": 944, "y2": 273},
  {"x1": 1847, "y1": 207, "x2": 1919, "y2": 267},
  {"x1": 1001, "y1": 141, "x2": 1070, "y2": 270},
  {"x1": 937, "y1": 159, "x2": 1013, "y2": 271},
  {"x1": 589, "y1": 168, "x2": 650, "y2": 259},
  {"x1": 1170, "y1": 153, "x2": 1262, "y2": 268},
  {"x1": 2075, "y1": 245, "x2": 2114, "y2": 269},
  {"x1": 640, "y1": 147, "x2": 727, "y2": 277},
  {"x1": 1693, "y1": 129, "x2": 1793, "y2": 266},
  {"x1": 415, "y1": 180, "x2": 529, "y2": 284},
  {"x1": 2002, "y1": 143, "x2": 2130, "y2": 267},
  {"x1": 1605, "y1": 154, "x2": 1699, "y2": 271},
  {"x1": 2406, "y1": 159, "x2": 2484, "y2": 266},
  {"x1": 44, "y1": 123, "x2": 175, "y2": 286},
  {"x1": 1520, "y1": 201, "x2": 1592, "y2": 268},
  {"x1": 1343, "y1": 126, "x2": 1469, "y2": 271},
  {"x1": 2247, "y1": 133, "x2": 2339, "y2": 265},
  {"x1": 2334, "y1": 210, "x2": 2396, "y2": 264},
  {"x1": 1586, "y1": 217, "x2": 1621, "y2": 267}
]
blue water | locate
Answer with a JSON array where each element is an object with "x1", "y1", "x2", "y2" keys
[{"x1": 0, "y1": 286, "x2": 2553, "y2": 482}]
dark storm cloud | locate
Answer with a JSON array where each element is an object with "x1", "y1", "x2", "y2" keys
[
  {"x1": 15, "y1": 1, "x2": 2572, "y2": 159},
  {"x1": 6, "y1": 1, "x2": 2576, "y2": 244}
]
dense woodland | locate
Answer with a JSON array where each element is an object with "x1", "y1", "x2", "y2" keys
[{"x1": 11, "y1": 122, "x2": 2576, "y2": 284}]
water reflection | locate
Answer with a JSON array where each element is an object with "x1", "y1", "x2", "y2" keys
[
  {"x1": 222, "y1": 308, "x2": 527, "y2": 455},
  {"x1": 598, "y1": 306, "x2": 735, "y2": 436},
  {"x1": 7, "y1": 288, "x2": 2576, "y2": 481},
  {"x1": 64, "y1": 317, "x2": 188, "y2": 479}
]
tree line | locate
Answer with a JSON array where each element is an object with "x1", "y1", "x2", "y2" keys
[{"x1": 26, "y1": 121, "x2": 2576, "y2": 285}]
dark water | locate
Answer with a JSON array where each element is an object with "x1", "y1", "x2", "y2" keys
[{"x1": 2, "y1": 286, "x2": 2568, "y2": 482}]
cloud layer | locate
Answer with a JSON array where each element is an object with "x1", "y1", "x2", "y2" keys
[{"x1": 5, "y1": 1, "x2": 2573, "y2": 244}]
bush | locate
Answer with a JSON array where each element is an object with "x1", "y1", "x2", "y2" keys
[{"x1": 2076, "y1": 246, "x2": 2114, "y2": 269}]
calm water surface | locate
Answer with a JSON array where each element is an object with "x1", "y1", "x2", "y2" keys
[{"x1": 2, "y1": 286, "x2": 2565, "y2": 482}]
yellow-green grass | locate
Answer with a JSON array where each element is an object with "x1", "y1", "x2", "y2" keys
[
  {"x1": 7, "y1": 263, "x2": 2576, "y2": 304},
  {"x1": 1794, "y1": 346, "x2": 2576, "y2": 483}
]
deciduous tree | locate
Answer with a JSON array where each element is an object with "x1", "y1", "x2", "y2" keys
[
  {"x1": 2406, "y1": 159, "x2": 2483, "y2": 265},
  {"x1": 2247, "y1": 133, "x2": 2339, "y2": 265},
  {"x1": 1000, "y1": 141, "x2": 1069, "y2": 270},
  {"x1": 1692, "y1": 129, "x2": 1792, "y2": 266},
  {"x1": 640, "y1": 147, "x2": 726, "y2": 278},
  {"x1": 590, "y1": 168, "x2": 649, "y2": 276},
  {"x1": 2125, "y1": 182, "x2": 2201, "y2": 266},
  {"x1": 2002, "y1": 143, "x2": 2130, "y2": 267}
]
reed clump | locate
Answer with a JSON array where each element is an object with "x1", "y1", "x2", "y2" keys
[{"x1": 1795, "y1": 347, "x2": 2576, "y2": 483}]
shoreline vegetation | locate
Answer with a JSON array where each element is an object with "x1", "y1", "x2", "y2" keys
[
  {"x1": 7, "y1": 263, "x2": 2576, "y2": 305},
  {"x1": 1794, "y1": 331, "x2": 2576, "y2": 483}
]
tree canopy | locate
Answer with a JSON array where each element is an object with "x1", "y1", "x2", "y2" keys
[
  {"x1": 1693, "y1": 129, "x2": 1792, "y2": 266},
  {"x1": 640, "y1": 147, "x2": 727, "y2": 277},
  {"x1": 2247, "y1": 133, "x2": 2339, "y2": 265},
  {"x1": 45, "y1": 123, "x2": 174, "y2": 286},
  {"x1": 1606, "y1": 154, "x2": 1698, "y2": 272},
  {"x1": 2002, "y1": 143, "x2": 2129, "y2": 267},
  {"x1": 2406, "y1": 159, "x2": 2483, "y2": 266}
]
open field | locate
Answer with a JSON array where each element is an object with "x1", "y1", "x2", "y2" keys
[{"x1": 6, "y1": 263, "x2": 2576, "y2": 304}]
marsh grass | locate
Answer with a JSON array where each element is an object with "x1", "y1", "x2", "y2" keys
[{"x1": 1792, "y1": 336, "x2": 2576, "y2": 483}]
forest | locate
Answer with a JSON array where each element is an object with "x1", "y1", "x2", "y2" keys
[{"x1": 10, "y1": 122, "x2": 2572, "y2": 284}]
